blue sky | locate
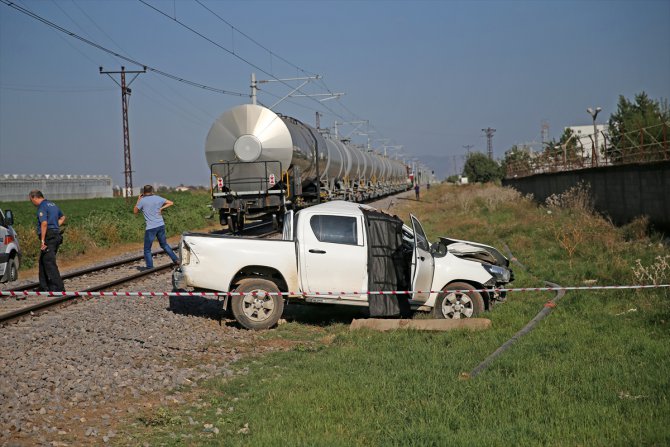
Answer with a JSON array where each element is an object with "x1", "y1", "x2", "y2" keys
[{"x1": 1, "y1": 0, "x2": 668, "y2": 187}]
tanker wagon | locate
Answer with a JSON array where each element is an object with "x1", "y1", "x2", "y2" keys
[{"x1": 205, "y1": 104, "x2": 411, "y2": 232}]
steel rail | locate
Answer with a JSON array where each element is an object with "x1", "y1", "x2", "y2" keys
[
  {"x1": 3, "y1": 245, "x2": 178, "y2": 292},
  {"x1": 0, "y1": 263, "x2": 174, "y2": 324}
]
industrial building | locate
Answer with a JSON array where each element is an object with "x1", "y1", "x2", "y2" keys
[{"x1": 0, "y1": 174, "x2": 113, "y2": 202}]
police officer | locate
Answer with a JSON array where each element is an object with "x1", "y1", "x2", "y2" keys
[{"x1": 29, "y1": 190, "x2": 66, "y2": 292}]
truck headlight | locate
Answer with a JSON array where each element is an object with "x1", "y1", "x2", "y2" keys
[{"x1": 482, "y1": 264, "x2": 511, "y2": 283}]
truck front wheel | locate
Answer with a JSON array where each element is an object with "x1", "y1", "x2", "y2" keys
[
  {"x1": 231, "y1": 278, "x2": 284, "y2": 330},
  {"x1": 433, "y1": 282, "x2": 484, "y2": 319}
]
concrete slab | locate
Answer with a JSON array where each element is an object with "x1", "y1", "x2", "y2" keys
[{"x1": 350, "y1": 318, "x2": 491, "y2": 332}]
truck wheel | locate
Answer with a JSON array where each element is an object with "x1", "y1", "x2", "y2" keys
[
  {"x1": 433, "y1": 282, "x2": 484, "y2": 319},
  {"x1": 231, "y1": 278, "x2": 284, "y2": 330}
]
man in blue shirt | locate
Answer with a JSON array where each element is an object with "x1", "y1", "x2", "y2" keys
[
  {"x1": 29, "y1": 190, "x2": 66, "y2": 292},
  {"x1": 133, "y1": 185, "x2": 180, "y2": 269}
]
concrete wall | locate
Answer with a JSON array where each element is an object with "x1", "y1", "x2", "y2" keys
[
  {"x1": 503, "y1": 160, "x2": 670, "y2": 232},
  {"x1": 0, "y1": 174, "x2": 113, "y2": 202}
]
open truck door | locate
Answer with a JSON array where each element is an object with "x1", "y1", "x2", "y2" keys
[{"x1": 410, "y1": 214, "x2": 434, "y2": 301}]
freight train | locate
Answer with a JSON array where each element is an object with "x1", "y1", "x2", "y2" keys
[{"x1": 205, "y1": 104, "x2": 420, "y2": 232}]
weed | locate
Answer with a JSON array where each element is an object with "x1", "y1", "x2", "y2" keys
[
  {"x1": 622, "y1": 215, "x2": 650, "y2": 241},
  {"x1": 545, "y1": 181, "x2": 594, "y2": 214},
  {"x1": 139, "y1": 407, "x2": 183, "y2": 427},
  {"x1": 632, "y1": 255, "x2": 670, "y2": 285}
]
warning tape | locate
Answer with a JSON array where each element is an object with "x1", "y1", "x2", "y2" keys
[{"x1": 1, "y1": 284, "x2": 669, "y2": 298}]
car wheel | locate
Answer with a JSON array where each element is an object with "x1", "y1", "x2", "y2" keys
[
  {"x1": 7, "y1": 257, "x2": 19, "y2": 282},
  {"x1": 231, "y1": 278, "x2": 284, "y2": 330},
  {"x1": 433, "y1": 282, "x2": 484, "y2": 319}
]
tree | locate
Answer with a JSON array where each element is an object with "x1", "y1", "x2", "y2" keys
[
  {"x1": 502, "y1": 145, "x2": 532, "y2": 177},
  {"x1": 607, "y1": 92, "x2": 670, "y2": 163},
  {"x1": 463, "y1": 152, "x2": 503, "y2": 183}
]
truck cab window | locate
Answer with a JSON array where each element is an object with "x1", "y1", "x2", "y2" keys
[{"x1": 310, "y1": 215, "x2": 358, "y2": 245}]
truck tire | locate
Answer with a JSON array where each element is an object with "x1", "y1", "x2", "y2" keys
[
  {"x1": 231, "y1": 278, "x2": 284, "y2": 330},
  {"x1": 433, "y1": 282, "x2": 484, "y2": 319}
]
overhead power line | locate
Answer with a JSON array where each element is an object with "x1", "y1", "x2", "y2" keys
[
  {"x1": 193, "y1": 0, "x2": 318, "y2": 79},
  {"x1": 0, "y1": 0, "x2": 246, "y2": 97},
  {"x1": 137, "y1": 0, "x2": 349, "y2": 122}
]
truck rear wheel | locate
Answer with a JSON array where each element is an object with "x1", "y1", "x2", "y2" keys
[
  {"x1": 231, "y1": 278, "x2": 284, "y2": 330},
  {"x1": 433, "y1": 282, "x2": 484, "y2": 319}
]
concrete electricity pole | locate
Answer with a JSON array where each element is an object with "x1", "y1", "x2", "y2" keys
[
  {"x1": 482, "y1": 127, "x2": 496, "y2": 159},
  {"x1": 100, "y1": 66, "x2": 146, "y2": 199}
]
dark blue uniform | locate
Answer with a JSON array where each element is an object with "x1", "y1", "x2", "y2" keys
[{"x1": 36, "y1": 200, "x2": 65, "y2": 292}]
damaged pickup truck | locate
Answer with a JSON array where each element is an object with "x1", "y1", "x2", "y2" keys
[{"x1": 172, "y1": 201, "x2": 513, "y2": 330}]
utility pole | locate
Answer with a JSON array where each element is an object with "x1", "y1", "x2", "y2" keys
[
  {"x1": 462, "y1": 144, "x2": 474, "y2": 155},
  {"x1": 100, "y1": 66, "x2": 146, "y2": 199},
  {"x1": 482, "y1": 127, "x2": 496, "y2": 159}
]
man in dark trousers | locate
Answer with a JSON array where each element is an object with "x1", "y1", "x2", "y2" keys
[
  {"x1": 29, "y1": 190, "x2": 66, "y2": 292},
  {"x1": 133, "y1": 185, "x2": 180, "y2": 269}
]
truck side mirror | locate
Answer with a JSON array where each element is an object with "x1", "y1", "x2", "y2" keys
[{"x1": 4, "y1": 210, "x2": 14, "y2": 226}]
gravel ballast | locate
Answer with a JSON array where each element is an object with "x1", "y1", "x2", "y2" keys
[{"x1": 0, "y1": 271, "x2": 269, "y2": 445}]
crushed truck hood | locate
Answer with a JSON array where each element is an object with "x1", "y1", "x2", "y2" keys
[{"x1": 439, "y1": 237, "x2": 509, "y2": 267}]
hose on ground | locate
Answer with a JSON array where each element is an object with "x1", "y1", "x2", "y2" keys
[{"x1": 467, "y1": 244, "x2": 566, "y2": 379}]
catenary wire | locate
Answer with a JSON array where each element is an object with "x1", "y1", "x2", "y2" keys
[
  {"x1": 137, "y1": 0, "x2": 352, "y2": 123},
  {"x1": 0, "y1": 0, "x2": 247, "y2": 97}
]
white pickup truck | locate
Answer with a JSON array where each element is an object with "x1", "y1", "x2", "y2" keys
[{"x1": 172, "y1": 201, "x2": 513, "y2": 330}]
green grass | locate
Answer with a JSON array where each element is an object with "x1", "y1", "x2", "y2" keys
[
  {"x1": 0, "y1": 191, "x2": 215, "y2": 269},
  {"x1": 108, "y1": 183, "x2": 669, "y2": 445}
]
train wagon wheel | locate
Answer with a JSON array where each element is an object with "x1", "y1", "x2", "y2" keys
[{"x1": 227, "y1": 215, "x2": 237, "y2": 233}]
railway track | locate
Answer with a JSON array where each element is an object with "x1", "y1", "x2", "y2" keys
[{"x1": 0, "y1": 220, "x2": 278, "y2": 324}]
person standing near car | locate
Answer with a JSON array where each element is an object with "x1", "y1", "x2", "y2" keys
[
  {"x1": 29, "y1": 190, "x2": 66, "y2": 292},
  {"x1": 133, "y1": 185, "x2": 180, "y2": 269}
]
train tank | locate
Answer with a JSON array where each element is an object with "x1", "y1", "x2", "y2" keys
[{"x1": 205, "y1": 103, "x2": 410, "y2": 231}]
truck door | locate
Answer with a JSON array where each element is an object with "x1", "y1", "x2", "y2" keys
[
  {"x1": 299, "y1": 213, "x2": 367, "y2": 299},
  {"x1": 410, "y1": 215, "x2": 434, "y2": 301}
]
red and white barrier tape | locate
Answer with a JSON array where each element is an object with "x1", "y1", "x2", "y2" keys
[{"x1": 1, "y1": 284, "x2": 669, "y2": 298}]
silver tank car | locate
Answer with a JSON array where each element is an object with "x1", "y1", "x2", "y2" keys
[{"x1": 205, "y1": 104, "x2": 410, "y2": 231}]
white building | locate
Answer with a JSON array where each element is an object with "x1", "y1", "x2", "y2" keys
[
  {"x1": 566, "y1": 124, "x2": 609, "y2": 161},
  {"x1": 0, "y1": 174, "x2": 113, "y2": 202}
]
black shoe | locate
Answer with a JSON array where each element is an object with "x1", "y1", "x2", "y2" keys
[{"x1": 137, "y1": 266, "x2": 152, "y2": 272}]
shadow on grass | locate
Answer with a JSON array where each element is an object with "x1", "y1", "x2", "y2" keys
[{"x1": 282, "y1": 302, "x2": 371, "y2": 326}]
